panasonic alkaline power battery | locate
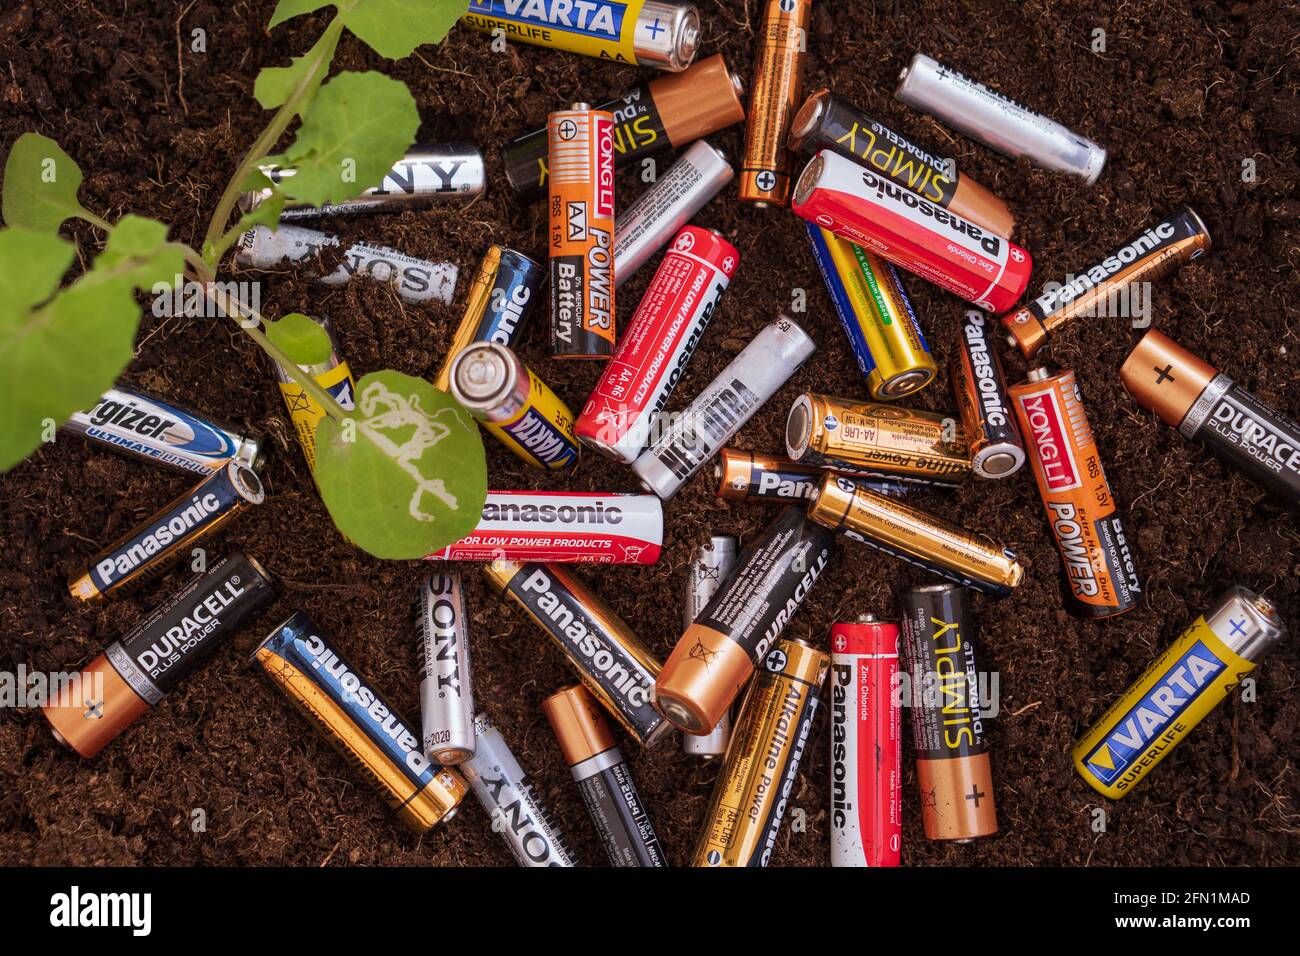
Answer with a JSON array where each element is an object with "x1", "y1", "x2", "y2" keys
[{"x1": 549, "y1": 103, "x2": 616, "y2": 359}]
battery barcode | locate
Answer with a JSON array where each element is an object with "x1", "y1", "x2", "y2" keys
[
  {"x1": 657, "y1": 380, "x2": 759, "y2": 480},
  {"x1": 550, "y1": 117, "x2": 592, "y2": 185}
]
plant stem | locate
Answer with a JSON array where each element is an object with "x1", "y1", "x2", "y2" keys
[{"x1": 200, "y1": 17, "x2": 345, "y2": 264}]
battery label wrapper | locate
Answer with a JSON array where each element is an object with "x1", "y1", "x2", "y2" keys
[
  {"x1": 464, "y1": 0, "x2": 644, "y2": 64},
  {"x1": 1182, "y1": 375, "x2": 1300, "y2": 503},
  {"x1": 576, "y1": 760, "x2": 668, "y2": 866},
  {"x1": 901, "y1": 600, "x2": 989, "y2": 761},
  {"x1": 67, "y1": 389, "x2": 247, "y2": 475}
]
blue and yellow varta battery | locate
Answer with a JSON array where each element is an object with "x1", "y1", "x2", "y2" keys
[
  {"x1": 274, "y1": 316, "x2": 357, "y2": 473},
  {"x1": 449, "y1": 341, "x2": 579, "y2": 469},
  {"x1": 252, "y1": 611, "x2": 468, "y2": 833},
  {"x1": 806, "y1": 223, "x2": 936, "y2": 400},
  {"x1": 462, "y1": 0, "x2": 701, "y2": 72},
  {"x1": 435, "y1": 246, "x2": 544, "y2": 391},
  {"x1": 1073, "y1": 586, "x2": 1288, "y2": 799}
]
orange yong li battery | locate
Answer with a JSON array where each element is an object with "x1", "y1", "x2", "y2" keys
[
  {"x1": 549, "y1": 102, "x2": 616, "y2": 359},
  {"x1": 739, "y1": 0, "x2": 811, "y2": 207}
]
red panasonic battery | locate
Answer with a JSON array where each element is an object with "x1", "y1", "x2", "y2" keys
[
  {"x1": 830, "y1": 616, "x2": 902, "y2": 868},
  {"x1": 424, "y1": 491, "x2": 663, "y2": 564},
  {"x1": 792, "y1": 149, "x2": 1031, "y2": 313},
  {"x1": 576, "y1": 226, "x2": 739, "y2": 463}
]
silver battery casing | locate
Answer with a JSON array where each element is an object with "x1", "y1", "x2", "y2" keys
[
  {"x1": 634, "y1": 1, "x2": 701, "y2": 71},
  {"x1": 613, "y1": 140, "x2": 733, "y2": 286},
  {"x1": 682, "y1": 535, "x2": 738, "y2": 757},
  {"x1": 235, "y1": 224, "x2": 458, "y2": 304},
  {"x1": 418, "y1": 574, "x2": 476, "y2": 765},
  {"x1": 632, "y1": 315, "x2": 816, "y2": 499},
  {"x1": 461, "y1": 713, "x2": 578, "y2": 867},
  {"x1": 895, "y1": 53, "x2": 1106, "y2": 184}
]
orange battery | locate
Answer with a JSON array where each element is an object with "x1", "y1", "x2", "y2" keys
[
  {"x1": 549, "y1": 102, "x2": 616, "y2": 359},
  {"x1": 739, "y1": 0, "x2": 811, "y2": 207}
]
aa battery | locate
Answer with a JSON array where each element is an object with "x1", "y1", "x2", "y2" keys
[
  {"x1": 809, "y1": 474, "x2": 1024, "y2": 597},
  {"x1": 69, "y1": 462, "x2": 265, "y2": 602},
  {"x1": 549, "y1": 103, "x2": 616, "y2": 358},
  {"x1": 830, "y1": 616, "x2": 902, "y2": 867},
  {"x1": 792, "y1": 150, "x2": 1033, "y2": 314},
  {"x1": 463, "y1": 0, "x2": 700, "y2": 72},
  {"x1": 235, "y1": 224, "x2": 458, "y2": 305},
  {"x1": 899, "y1": 584, "x2": 997, "y2": 842},
  {"x1": 1073, "y1": 586, "x2": 1288, "y2": 799},
  {"x1": 501, "y1": 54, "x2": 745, "y2": 201},
  {"x1": 485, "y1": 560, "x2": 669, "y2": 747},
  {"x1": 239, "y1": 144, "x2": 486, "y2": 220},
  {"x1": 449, "y1": 342, "x2": 579, "y2": 470},
  {"x1": 785, "y1": 392, "x2": 971, "y2": 486},
  {"x1": 895, "y1": 53, "x2": 1107, "y2": 184},
  {"x1": 692, "y1": 637, "x2": 829, "y2": 867},
  {"x1": 789, "y1": 88, "x2": 1015, "y2": 237},
  {"x1": 252, "y1": 611, "x2": 467, "y2": 833},
  {"x1": 655, "y1": 506, "x2": 834, "y2": 735},
  {"x1": 1003, "y1": 207, "x2": 1211, "y2": 357},
  {"x1": 739, "y1": 0, "x2": 811, "y2": 207},
  {"x1": 578, "y1": 225, "x2": 739, "y2": 463},
  {"x1": 1010, "y1": 366, "x2": 1141, "y2": 619},
  {"x1": 64, "y1": 386, "x2": 263, "y2": 476},
  {"x1": 613, "y1": 140, "x2": 734, "y2": 285},
  {"x1": 426, "y1": 490, "x2": 663, "y2": 564},
  {"x1": 806, "y1": 223, "x2": 936, "y2": 400},
  {"x1": 632, "y1": 315, "x2": 816, "y2": 499},
  {"x1": 274, "y1": 316, "x2": 357, "y2": 473},
  {"x1": 43, "y1": 552, "x2": 276, "y2": 759},
  {"x1": 461, "y1": 713, "x2": 578, "y2": 866},
  {"x1": 951, "y1": 309, "x2": 1025, "y2": 479},
  {"x1": 682, "y1": 535, "x2": 738, "y2": 758},
  {"x1": 543, "y1": 684, "x2": 669, "y2": 867},
  {"x1": 1122, "y1": 329, "x2": 1300, "y2": 508},
  {"x1": 713, "y1": 448, "x2": 913, "y2": 503},
  {"x1": 434, "y1": 246, "x2": 544, "y2": 392},
  {"x1": 418, "y1": 574, "x2": 475, "y2": 765}
]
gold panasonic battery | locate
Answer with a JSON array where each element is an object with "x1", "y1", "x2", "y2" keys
[
  {"x1": 739, "y1": 0, "x2": 811, "y2": 206},
  {"x1": 692, "y1": 637, "x2": 829, "y2": 867},
  {"x1": 274, "y1": 316, "x2": 357, "y2": 473},
  {"x1": 808, "y1": 474, "x2": 1023, "y2": 597},
  {"x1": 785, "y1": 392, "x2": 971, "y2": 486}
]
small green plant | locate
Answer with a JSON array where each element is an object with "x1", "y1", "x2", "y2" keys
[{"x1": 0, "y1": 0, "x2": 485, "y2": 560}]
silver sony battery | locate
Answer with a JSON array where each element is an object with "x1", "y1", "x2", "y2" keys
[
  {"x1": 239, "y1": 144, "x2": 486, "y2": 220},
  {"x1": 418, "y1": 574, "x2": 476, "y2": 765},
  {"x1": 235, "y1": 224, "x2": 458, "y2": 304},
  {"x1": 460, "y1": 713, "x2": 578, "y2": 867},
  {"x1": 613, "y1": 140, "x2": 733, "y2": 286},
  {"x1": 894, "y1": 53, "x2": 1107, "y2": 185},
  {"x1": 631, "y1": 315, "x2": 816, "y2": 499},
  {"x1": 682, "y1": 535, "x2": 738, "y2": 758}
]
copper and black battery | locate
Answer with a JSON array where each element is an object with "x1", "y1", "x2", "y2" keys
[
  {"x1": 739, "y1": 0, "x2": 811, "y2": 207},
  {"x1": 543, "y1": 683, "x2": 669, "y2": 867},
  {"x1": 1003, "y1": 207, "x2": 1211, "y2": 358},
  {"x1": 44, "y1": 552, "x2": 276, "y2": 758},
  {"x1": 418, "y1": 573, "x2": 475, "y2": 765},
  {"x1": 1122, "y1": 329, "x2": 1300, "y2": 508},
  {"x1": 502, "y1": 54, "x2": 745, "y2": 201},
  {"x1": 785, "y1": 392, "x2": 971, "y2": 486},
  {"x1": 691, "y1": 637, "x2": 829, "y2": 867},
  {"x1": 713, "y1": 448, "x2": 913, "y2": 504},
  {"x1": 789, "y1": 88, "x2": 1015, "y2": 237},
  {"x1": 548, "y1": 102, "x2": 616, "y2": 358},
  {"x1": 951, "y1": 309, "x2": 1025, "y2": 479},
  {"x1": 655, "y1": 506, "x2": 834, "y2": 736},
  {"x1": 899, "y1": 583, "x2": 997, "y2": 842},
  {"x1": 485, "y1": 560, "x2": 669, "y2": 747},
  {"x1": 808, "y1": 474, "x2": 1024, "y2": 598},
  {"x1": 682, "y1": 535, "x2": 738, "y2": 758},
  {"x1": 252, "y1": 610, "x2": 468, "y2": 834},
  {"x1": 69, "y1": 462, "x2": 265, "y2": 602}
]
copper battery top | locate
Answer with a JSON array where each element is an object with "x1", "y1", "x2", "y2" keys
[
  {"x1": 43, "y1": 653, "x2": 151, "y2": 759},
  {"x1": 1120, "y1": 329, "x2": 1217, "y2": 429},
  {"x1": 654, "y1": 53, "x2": 747, "y2": 144},
  {"x1": 543, "y1": 684, "x2": 615, "y2": 767}
]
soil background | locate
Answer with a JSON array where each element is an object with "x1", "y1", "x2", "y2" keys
[{"x1": 1, "y1": 0, "x2": 1298, "y2": 867}]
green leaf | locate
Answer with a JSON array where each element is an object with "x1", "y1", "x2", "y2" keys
[
  {"x1": 0, "y1": 228, "x2": 74, "y2": 322},
  {"x1": 267, "y1": 313, "x2": 333, "y2": 366},
  {"x1": 314, "y1": 370, "x2": 487, "y2": 559},
  {"x1": 96, "y1": 215, "x2": 184, "y2": 289},
  {"x1": 269, "y1": 0, "x2": 469, "y2": 59},
  {"x1": 1, "y1": 133, "x2": 92, "y2": 232},
  {"x1": 276, "y1": 71, "x2": 419, "y2": 208},
  {"x1": 253, "y1": 26, "x2": 342, "y2": 111}
]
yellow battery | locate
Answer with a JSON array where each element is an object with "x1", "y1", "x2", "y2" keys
[
  {"x1": 1072, "y1": 586, "x2": 1287, "y2": 799},
  {"x1": 275, "y1": 321, "x2": 357, "y2": 473}
]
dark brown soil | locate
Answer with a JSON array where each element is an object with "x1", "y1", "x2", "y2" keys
[{"x1": 2, "y1": 0, "x2": 1298, "y2": 867}]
